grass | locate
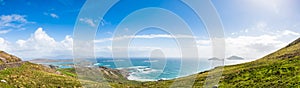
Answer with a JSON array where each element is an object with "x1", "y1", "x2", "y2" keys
[
  {"x1": 138, "y1": 38, "x2": 300, "y2": 88},
  {"x1": 0, "y1": 38, "x2": 300, "y2": 87},
  {"x1": 0, "y1": 62, "x2": 82, "y2": 88}
]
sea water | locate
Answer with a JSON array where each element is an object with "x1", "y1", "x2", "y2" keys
[
  {"x1": 41, "y1": 58, "x2": 253, "y2": 81},
  {"x1": 94, "y1": 58, "x2": 213, "y2": 81}
]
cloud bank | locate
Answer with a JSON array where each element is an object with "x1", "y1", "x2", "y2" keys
[{"x1": 0, "y1": 27, "x2": 298, "y2": 60}]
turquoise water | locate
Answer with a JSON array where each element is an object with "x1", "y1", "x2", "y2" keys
[
  {"x1": 39, "y1": 58, "x2": 239, "y2": 81},
  {"x1": 95, "y1": 58, "x2": 212, "y2": 81}
]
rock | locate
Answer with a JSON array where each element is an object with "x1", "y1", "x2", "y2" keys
[
  {"x1": 158, "y1": 79, "x2": 164, "y2": 81},
  {"x1": 1, "y1": 79, "x2": 7, "y2": 83},
  {"x1": 212, "y1": 85, "x2": 218, "y2": 88},
  {"x1": 55, "y1": 71, "x2": 62, "y2": 75},
  {"x1": 49, "y1": 64, "x2": 58, "y2": 69}
]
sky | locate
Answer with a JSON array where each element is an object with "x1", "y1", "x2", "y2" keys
[{"x1": 0, "y1": 0, "x2": 300, "y2": 60}]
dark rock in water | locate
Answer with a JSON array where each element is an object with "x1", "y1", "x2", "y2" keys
[
  {"x1": 212, "y1": 85, "x2": 219, "y2": 88},
  {"x1": 49, "y1": 65, "x2": 59, "y2": 69},
  {"x1": 158, "y1": 79, "x2": 164, "y2": 81}
]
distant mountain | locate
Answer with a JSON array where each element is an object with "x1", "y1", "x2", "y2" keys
[
  {"x1": 226, "y1": 56, "x2": 245, "y2": 60},
  {"x1": 208, "y1": 57, "x2": 223, "y2": 60}
]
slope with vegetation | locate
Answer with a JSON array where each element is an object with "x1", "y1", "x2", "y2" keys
[
  {"x1": 0, "y1": 51, "x2": 135, "y2": 87},
  {"x1": 57, "y1": 37, "x2": 300, "y2": 87},
  {"x1": 140, "y1": 37, "x2": 300, "y2": 87},
  {"x1": 1, "y1": 37, "x2": 300, "y2": 87},
  {"x1": 0, "y1": 51, "x2": 21, "y2": 64},
  {"x1": 0, "y1": 51, "x2": 82, "y2": 87}
]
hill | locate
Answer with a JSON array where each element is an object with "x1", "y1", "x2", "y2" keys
[
  {"x1": 0, "y1": 51, "x2": 21, "y2": 64},
  {"x1": 42, "y1": 37, "x2": 300, "y2": 87},
  {"x1": 140, "y1": 38, "x2": 300, "y2": 87},
  {"x1": 0, "y1": 51, "x2": 131, "y2": 87},
  {"x1": 1, "y1": 37, "x2": 300, "y2": 87}
]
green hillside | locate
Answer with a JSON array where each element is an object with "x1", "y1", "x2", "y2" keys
[
  {"x1": 139, "y1": 38, "x2": 300, "y2": 87},
  {"x1": 0, "y1": 51, "x2": 135, "y2": 87},
  {"x1": 0, "y1": 51, "x2": 83, "y2": 88},
  {"x1": 0, "y1": 62, "x2": 83, "y2": 88},
  {"x1": 0, "y1": 37, "x2": 300, "y2": 87},
  {"x1": 57, "y1": 37, "x2": 300, "y2": 87}
]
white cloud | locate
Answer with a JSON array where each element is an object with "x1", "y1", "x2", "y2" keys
[
  {"x1": 0, "y1": 37, "x2": 10, "y2": 51},
  {"x1": 79, "y1": 18, "x2": 108, "y2": 27},
  {"x1": 248, "y1": 0, "x2": 282, "y2": 14},
  {"x1": 282, "y1": 30, "x2": 300, "y2": 36},
  {"x1": 94, "y1": 46, "x2": 182, "y2": 58},
  {"x1": 50, "y1": 13, "x2": 59, "y2": 18},
  {"x1": 92, "y1": 31, "x2": 299, "y2": 59},
  {"x1": 8, "y1": 27, "x2": 73, "y2": 59},
  {"x1": 197, "y1": 29, "x2": 300, "y2": 59},
  {"x1": 0, "y1": 14, "x2": 32, "y2": 32},
  {"x1": 0, "y1": 29, "x2": 11, "y2": 34},
  {"x1": 79, "y1": 18, "x2": 96, "y2": 27},
  {"x1": 225, "y1": 35, "x2": 284, "y2": 58},
  {"x1": 0, "y1": 26, "x2": 298, "y2": 60},
  {"x1": 196, "y1": 40, "x2": 211, "y2": 45},
  {"x1": 95, "y1": 34, "x2": 195, "y2": 43}
]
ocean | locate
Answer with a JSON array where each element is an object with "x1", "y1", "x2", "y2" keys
[
  {"x1": 36, "y1": 58, "x2": 253, "y2": 81},
  {"x1": 95, "y1": 58, "x2": 212, "y2": 81}
]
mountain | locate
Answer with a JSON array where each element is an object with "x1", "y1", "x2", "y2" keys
[
  {"x1": 226, "y1": 56, "x2": 245, "y2": 60},
  {"x1": 208, "y1": 57, "x2": 222, "y2": 60}
]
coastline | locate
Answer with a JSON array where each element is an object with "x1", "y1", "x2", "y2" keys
[{"x1": 28, "y1": 58, "x2": 255, "y2": 82}]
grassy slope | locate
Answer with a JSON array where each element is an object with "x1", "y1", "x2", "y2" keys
[
  {"x1": 27, "y1": 37, "x2": 300, "y2": 88},
  {"x1": 56, "y1": 37, "x2": 300, "y2": 87},
  {"x1": 0, "y1": 62, "x2": 82, "y2": 88},
  {"x1": 0, "y1": 62, "x2": 139, "y2": 88},
  {"x1": 139, "y1": 38, "x2": 300, "y2": 87},
  {"x1": 1, "y1": 37, "x2": 299, "y2": 88}
]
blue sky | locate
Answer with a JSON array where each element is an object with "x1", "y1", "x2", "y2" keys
[{"x1": 0, "y1": 0, "x2": 300, "y2": 59}]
